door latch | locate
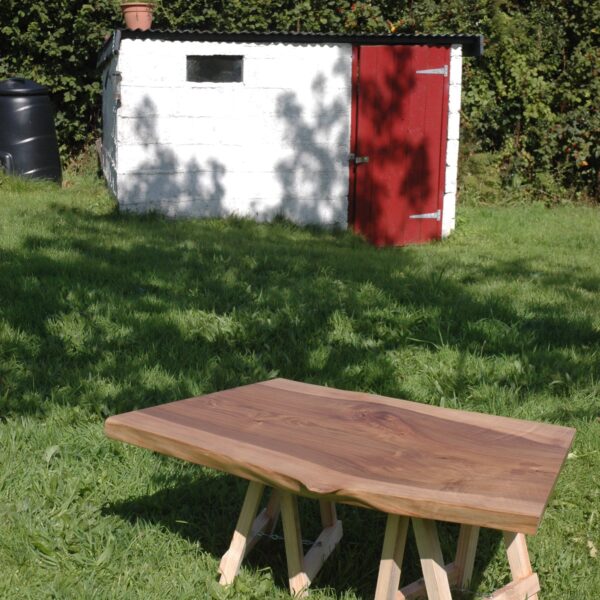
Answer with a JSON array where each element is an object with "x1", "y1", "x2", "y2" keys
[{"x1": 349, "y1": 153, "x2": 369, "y2": 164}]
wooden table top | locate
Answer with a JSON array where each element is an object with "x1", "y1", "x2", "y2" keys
[{"x1": 105, "y1": 378, "x2": 575, "y2": 534}]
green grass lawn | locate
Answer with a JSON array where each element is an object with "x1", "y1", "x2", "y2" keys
[{"x1": 1, "y1": 171, "x2": 599, "y2": 599}]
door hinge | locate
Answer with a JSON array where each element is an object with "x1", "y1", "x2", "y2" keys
[
  {"x1": 416, "y1": 65, "x2": 448, "y2": 77},
  {"x1": 409, "y1": 210, "x2": 441, "y2": 221}
]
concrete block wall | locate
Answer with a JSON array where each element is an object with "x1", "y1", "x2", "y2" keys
[
  {"x1": 441, "y1": 44, "x2": 462, "y2": 238},
  {"x1": 114, "y1": 39, "x2": 353, "y2": 226}
]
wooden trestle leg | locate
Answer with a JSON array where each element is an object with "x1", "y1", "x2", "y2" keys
[
  {"x1": 280, "y1": 493, "x2": 344, "y2": 597},
  {"x1": 412, "y1": 518, "x2": 453, "y2": 600},
  {"x1": 454, "y1": 524, "x2": 480, "y2": 590},
  {"x1": 281, "y1": 492, "x2": 311, "y2": 597},
  {"x1": 218, "y1": 481, "x2": 268, "y2": 584},
  {"x1": 374, "y1": 514, "x2": 410, "y2": 600},
  {"x1": 489, "y1": 532, "x2": 540, "y2": 600},
  {"x1": 218, "y1": 483, "x2": 281, "y2": 584},
  {"x1": 393, "y1": 523, "x2": 477, "y2": 599},
  {"x1": 374, "y1": 515, "x2": 541, "y2": 600},
  {"x1": 219, "y1": 484, "x2": 342, "y2": 596}
]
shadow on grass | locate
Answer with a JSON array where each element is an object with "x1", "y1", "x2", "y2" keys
[{"x1": 1, "y1": 200, "x2": 598, "y2": 416}]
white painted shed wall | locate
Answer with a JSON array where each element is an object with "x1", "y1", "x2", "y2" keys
[
  {"x1": 441, "y1": 44, "x2": 462, "y2": 238},
  {"x1": 114, "y1": 39, "x2": 353, "y2": 226}
]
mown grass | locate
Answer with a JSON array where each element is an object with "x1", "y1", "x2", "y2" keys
[{"x1": 0, "y1": 170, "x2": 599, "y2": 599}]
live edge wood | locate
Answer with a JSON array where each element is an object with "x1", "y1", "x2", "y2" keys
[{"x1": 104, "y1": 378, "x2": 575, "y2": 534}]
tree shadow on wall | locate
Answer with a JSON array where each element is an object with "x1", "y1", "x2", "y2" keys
[
  {"x1": 275, "y1": 45, "x2": 446, "y2": 245},
  {"x1": 273, "y1": 51, "x2": 350, "y2": 226},
  {"x1": 120, "y1": 95, "x2": 226, "y2": 217},
  {"x1": 350, "y1": 45, "x2": 445, "y2": 246}
]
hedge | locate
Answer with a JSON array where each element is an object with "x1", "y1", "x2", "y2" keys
[{"x1": 0, "y1": 0, "x2": 598, "y2": 199}]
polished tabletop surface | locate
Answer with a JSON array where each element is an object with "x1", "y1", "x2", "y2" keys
[{"x1": 105, "y1": 378, "x2": 575, "y2": 533}]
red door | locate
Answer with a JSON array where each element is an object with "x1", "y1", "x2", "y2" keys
[{"x1": 351, "y1": 45, "x2": 450, "y2": 246}]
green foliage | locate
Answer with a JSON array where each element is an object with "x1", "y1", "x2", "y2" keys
[
  {"x1": 0, "y1": 0, "x2": 119, "y2": 157},
  {"x1": 371, "y1": 0, "x2": 599, "y2": 199},
  {"x1": 0, "y1": 0, "x2": 598, "y2": 198},
  {"x1": 453, "y1": 0, "x2": 600, "y2": 201},
  {"x1": 153, "y1": 1, "x2": 386, "y2": 35}
]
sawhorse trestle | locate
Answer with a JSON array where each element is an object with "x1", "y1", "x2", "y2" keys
[
  {"x1": 218, "y1": 481, "x2": 343, "y2": 597},
  {"x1": 106, "y1": 378, "x2": 573, "y2": 600},
  {"x1": 220, "y1": 482, "x2": 541, "y2": 599},
  {"x1": 375, "y1": 515, "x2": 540, "y2": 600}
]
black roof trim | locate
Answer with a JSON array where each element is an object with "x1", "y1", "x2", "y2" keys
[{"x1": 98, "y1": 28, "x2": 483, "y2": 68}]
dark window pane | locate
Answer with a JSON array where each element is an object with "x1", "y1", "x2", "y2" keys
[{"x1": 186, "y1": 55, "x2": 243, "y2": 83}]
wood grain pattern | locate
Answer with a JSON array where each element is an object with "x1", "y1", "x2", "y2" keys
[{"x1": 104, "y1": 378, "x2": 575, "y2": 533}]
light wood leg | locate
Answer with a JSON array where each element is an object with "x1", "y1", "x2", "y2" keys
[
  {"x1": 319, "y1": 499, "x2": 337, "y2": 528},
  {"x1": 280, "y1": 491, "x2": 310, "y2": 597},
  {"x1": 220, "y1": 488, "x2": 341, "y2": 595},
  {"x1": 219, "y1": 481, "x2": 265, "y2": 585},
  {"x1": 308, "y1": 499, "x2": 344, "y2": 585},
  {"x1": 374, "y1": 514, "x2": 409, "y2": 600},
  {"x1": 265, "y1": 488, "x2": 282, "y2": 534},
  {"x1": 502, "y1": 532, "x2": 540, "y2": 600},
  {"x1": 244, "y1": 488, "x2": 281, "y2": 556},
  {"x1": 412, "y1": 518, "x2": 453, "y2": 600},
  {"x1": 391, "y1": 524, "x2": 540, "y2": 600},
  {"x1": 454, "y1": 524, "x2": 480, "y2": 589}
]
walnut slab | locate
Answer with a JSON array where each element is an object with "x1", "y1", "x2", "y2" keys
[{"x1": 105, "y1": 378, "x2": 575, "y2": 534}]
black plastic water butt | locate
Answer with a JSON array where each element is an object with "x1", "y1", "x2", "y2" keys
[{"x1": 0, "y1": 78, "x2": 62, "y2": 183}]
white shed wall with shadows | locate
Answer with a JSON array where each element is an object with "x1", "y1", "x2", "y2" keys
[
  {"x1": 99, "y1": 31, "x2": 482, "y2": 243},
  {"x1": 441, "y1": 44, "x2": 462, "y2": 238},
  {"x1": 108, "y1": 39, "x2": 353, "y2": 226}
]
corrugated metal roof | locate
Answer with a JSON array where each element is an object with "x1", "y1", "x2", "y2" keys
[{"x1": 98, "y1": 28, "x2": 483, "y2": 69}]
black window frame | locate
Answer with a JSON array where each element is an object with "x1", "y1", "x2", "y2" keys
[{"x1": 186, "y1": 55, "x2": 244, "y2": 83}]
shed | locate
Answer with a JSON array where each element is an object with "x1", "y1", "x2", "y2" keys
[{"x1": 98, "y1": 30, "x2": 482, "y2": 246}]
